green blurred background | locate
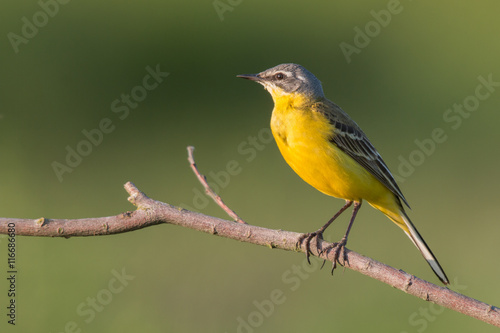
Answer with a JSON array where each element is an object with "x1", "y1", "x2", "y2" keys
[{"x1": 1, "y1": 0, "x2": 500, "y2": 332}]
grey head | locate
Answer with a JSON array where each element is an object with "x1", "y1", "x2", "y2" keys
[{"x1": 237, "y1": 63, "x2": 325, "y2": 99}]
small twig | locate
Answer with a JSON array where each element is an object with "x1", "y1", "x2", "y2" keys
[{"x1": 187, "y1": 146, "x2": 246, "y2": 224}]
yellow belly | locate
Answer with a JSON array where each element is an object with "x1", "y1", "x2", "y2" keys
[{"x1": 270, "y1": 102, "x2": 393, "y2": 208}]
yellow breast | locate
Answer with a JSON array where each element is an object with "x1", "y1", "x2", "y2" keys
[{"x1": 270, "y1": 93, "x2": 391, "y2": 204}]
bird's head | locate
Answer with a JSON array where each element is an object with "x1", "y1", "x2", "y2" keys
[{"x1": 237, "y1": 63, "x2": 325, "y2": 102}]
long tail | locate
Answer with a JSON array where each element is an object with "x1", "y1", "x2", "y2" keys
[
  {"x1": 370, "y1": 200, "x2": 449, "y2": 285},
  {"x1": 398, "y1": 210, "x2": 449, "y2": 285}
]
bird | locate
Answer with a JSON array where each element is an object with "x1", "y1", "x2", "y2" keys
[{"x1": 237, "y1": 63, "x2": 449, "y2": 285}]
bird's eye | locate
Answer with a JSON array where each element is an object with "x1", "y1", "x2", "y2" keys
[{"x1": 274, "y1": 73, "x2": 285, "y2": 80}]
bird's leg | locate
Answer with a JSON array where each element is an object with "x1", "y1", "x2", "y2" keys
[
  {"x1": 323, "y1": 201, "x2": 362, "y2": 274},
  {"x1": 298, "y1": 200, "x2": 353, "y2": 264}
]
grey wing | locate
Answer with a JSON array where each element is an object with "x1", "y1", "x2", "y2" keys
[{"x1": 315, "y1": 101, "x2": 410, "y2": 208}]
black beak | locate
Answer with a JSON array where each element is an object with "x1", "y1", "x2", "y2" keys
[{"x1": 236, "y1": 73, "x2": 261, "y2": 81}]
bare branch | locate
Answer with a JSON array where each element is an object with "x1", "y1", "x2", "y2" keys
[
  {"x1": 0, "y1": 183, "x2": 162, "y2": 237},
  {"x1": 0, "y1": 156, "x2": 498, "y2": 327},
  {"x1": 187, "y1": 146, "x2": 246, "y2": 224}
]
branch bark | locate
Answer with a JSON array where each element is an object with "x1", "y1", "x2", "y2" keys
[{"x1": 0, "y1": 170, "x2": 498, "y2": 328}]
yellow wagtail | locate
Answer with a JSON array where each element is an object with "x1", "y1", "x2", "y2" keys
[{"x1": 237, "y1": 63, "x2": 449, "y2": 285}]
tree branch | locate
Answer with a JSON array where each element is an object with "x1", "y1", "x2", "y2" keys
[{"x1": 0, "y1": 157, "x2": 498, "y2": 328}]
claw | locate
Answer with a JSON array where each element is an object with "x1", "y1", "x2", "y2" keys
[
  {"x1": 315, "y1": 237, "x2": 349, "y2": 275},
  {"x1": 331, "y1": 261, "x2": 337, "y2": 275},
  {"x1": 298, "y1": 231, "x2": 323, "y2": 264}
]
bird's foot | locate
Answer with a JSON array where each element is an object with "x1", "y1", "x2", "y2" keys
[
  {"x1": 319, "y1": 236, "x2": 349, "y2": 274},
  {"x1": 298, "y1": 230, "x2": 324, "y2": 264}
]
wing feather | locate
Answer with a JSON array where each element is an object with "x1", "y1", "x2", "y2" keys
[{"x1": 313, "y1": 100, "x2": 410, "y2": 208}]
